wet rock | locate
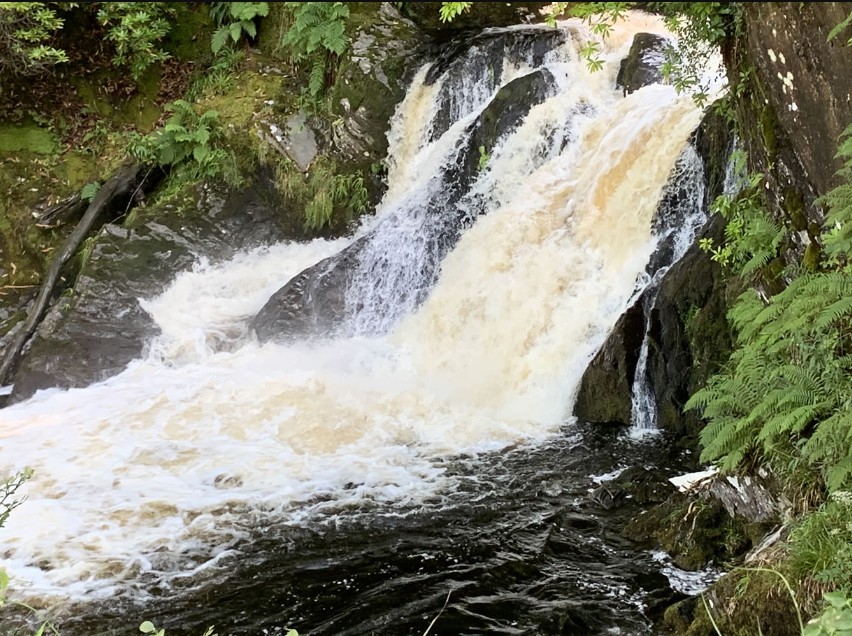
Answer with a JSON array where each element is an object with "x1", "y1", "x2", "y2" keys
[
  {"x1": 250, "y1": 237, "x2": 364, "y2": 342},
  {"x1": 573, "y1": 303, "x2": 644, "y2": 424},
  {"x1": 399, "y1": 2, "x2": 549, "y2": 38},
  {"x1": 9, "y1": 178, "x2": 294, "y2": 401},
  {"x1": 263, "y1": 112, "x2": 318, "y2": 172},
  {"x1": 616, "y1": 33, "x2": 668, "y2": 96},
  {"x1": 644, "y1": 215, "x2": 732, "y2": 441},
  {"x1": 329, "y1": 3, "x2": 427, "y2": 191},
  {"x1": 731, "y1": 2, "x2": 852, "y2": 217},
  {"x1": 426, "y1": 28, "x2": 566, "y2": 141},
  {"x1": 590, "y1": 466, "x2": 678, "y2": 510}
]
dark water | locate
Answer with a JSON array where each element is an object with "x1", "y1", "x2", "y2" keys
[{"x1": 17, "y1": 425, "x2": 697, "y2": 636}]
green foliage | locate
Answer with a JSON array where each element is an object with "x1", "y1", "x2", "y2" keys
[
  {"x1": 827, "y1": 11, "x2": 852, "y2": 47},
  {"x1": 80, "y1": 181, "x2": 101, "y2": 202},
  {"x1": 185, "y1": 47, "x2": 245, "y2": 101},
  {"x1": 651, "y1": 2, "x2": 743, "y2": 107},
  {"x1": 477, "y1": 145, "x2": 490, "y2": 171},
  {"x1": 96, "y1": 3, "x2": 176, "y2": 81},
  {"x1": 805, "y1": 591, "x2": 852, "y2": 636},
  {"x1": 209, "y1": 2, "x2": 269, "y2": 54},
  {"x1": 689, "y1": 125, "x2": 852, "y2": 492},
  {"x1": 304, "y1": 170, "x2": 368, "y2": 231},
  {"x1": 699, "y1": 158, "x2": 783, "y2": 276},
  {"x1": 281, "y1": 2, "x2": 349, "y2": 97},
  {"x1": 542, "y1": 3, "x2": 740, "y2": 104},
  {"x1": 129, "y1": 99, "x2": 241, "y2": 188},
  {"x1": 789, "y1": 491, "x2": 852, "y2": 589},
  {"x1": 566, "y1": 3, "x2": 630, "y2": 71},
  {"x1": 275, "y1": 157, "x2": 368, "y2": 231},
  {"x1": 821, "y1": 125, "x2": 852, "y2": 264},
  {"x1": 0, "y1": 2, "x2": 69, "y2": 76},
  {"x1": 438, "y1": 2, "x2": 472, "y2": 23},
  {"x1": 1, "y1": 469, "x2": 31, "y2": 529}
]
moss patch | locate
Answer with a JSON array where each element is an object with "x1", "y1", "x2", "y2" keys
[{"x1": 0, "y1": 123, "x2": 58, "y2": 155}]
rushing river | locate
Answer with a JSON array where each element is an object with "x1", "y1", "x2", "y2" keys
[{"x1": 1, "y1": 13, "x2": 720, "y2": 635}]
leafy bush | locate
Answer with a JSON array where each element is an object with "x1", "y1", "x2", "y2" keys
[
  {"x1": 699, "y1": 163, "x2": 783, "y2": 276},
  {"x1": 129, "y1": 99, "x2": 240, "y2": 187},
  {"x1": 0, "y1": 2, "x2": 68, "y2": 77},
  {"x1": 95, "y1": 3, "x2": 176, "y2": 80},
  {"x1": 274, "y1": 157, "x2": 368, "y2": 231},
  {"x1": 439, "y1": 2, "x2": 472, "y2": 23},
  {"x1": 185, "y1": 47, "x2": 245, "y2": 102},
  {"x1": 789, "y1": 491, "x2": 852, "y2": 589},
  {"x1": 805, "y1": 591, "x2": 852, "y2": 636},
  {"x1": 209, "y1": 2, "x2": 269, "y2": 54}
]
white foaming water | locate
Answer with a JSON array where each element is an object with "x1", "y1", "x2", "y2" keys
[{"x1": 0, "y1": 14, "x2": 705, "y2": 606}]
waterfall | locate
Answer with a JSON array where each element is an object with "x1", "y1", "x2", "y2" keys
[
  {"x1": 0, "y1": 13, "x2": 707, "y2": 610},
  {"x1": 629, "y1": 144, "x2": 708, "y2": 432}
]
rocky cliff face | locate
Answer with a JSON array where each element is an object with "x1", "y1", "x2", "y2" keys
[{"x1": 726, "y1": 2, "x2": 852, "y2": 266}]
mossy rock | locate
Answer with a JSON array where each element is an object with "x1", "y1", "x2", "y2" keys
[
  {"x1": 677, "y1": 568, "x2": 805, "y2": 636},
  {"x1": 625, "y1": 491, "x2": 772, "y2": 573},
  {"x1": 399, "y1": 2, "x2": 550, "y2": 38},
  {"x1": 327, "y1": 3, "x2": 426, "y2": 192}
]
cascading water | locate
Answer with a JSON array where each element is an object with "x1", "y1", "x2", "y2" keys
[{"x1": 0, "y1": 13, "x2": 717, "y2": 634}]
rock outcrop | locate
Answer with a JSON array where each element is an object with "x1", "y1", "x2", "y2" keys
[
  {"x1": 9, "y1": 178, "x2": 294, "y2": 402},
  {"x1": 616, "y1": 32, "x2": 668, "y2": 96},
  {"x1": 726, "y1": 2, "x2": 852, "y2": 266},
  {"x1": 329, "y1": 3, "x2": 427, "y2": 191},
  {"x1": 572, "y1": 305, "x2": 644, "y2": 424}
]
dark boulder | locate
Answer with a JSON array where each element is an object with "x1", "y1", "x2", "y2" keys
[
  {"x1": 573, "y1": 303, "x2": 645, "y2": 424},
  {"x1": 399, "y1": 3, "x2": 549, "y2": 39},
  {"x1": 250, "y1": 237, "x2": 365, "y2": 343},
  {"x1": 616, "y1": 32, "x2": 668, "y2": 96},
  {"x1": 644, "y1": 214, "x2": 733, "y2": 441}
]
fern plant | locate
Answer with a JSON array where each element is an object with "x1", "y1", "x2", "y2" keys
[
  {"x1": 128, "y1": 99, "x2": 240, "y2": 187},
  {"x1": 274, "y1": 157, "x2": 368, "y2": 231},
  {"x1": 699, "y1": 167, "x2": 784, "y2": 276},
  {"x1": 281, "y1": 2, "x2": 349, "y2": 97},
  {"x1": 209, "y1": 2, "x2": 269, "y2": 53},
  {"x1": 689, "y1": 124, "x2": 852, "y2": 492}
]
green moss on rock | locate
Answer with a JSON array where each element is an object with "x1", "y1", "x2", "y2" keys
[{"x1": 0, "y1": 123, "x2": 57, "y2": 155}]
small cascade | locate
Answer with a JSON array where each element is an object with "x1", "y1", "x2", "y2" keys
[{"x1": 629, "y1": 144, "x2": 708, "y2": 432}]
